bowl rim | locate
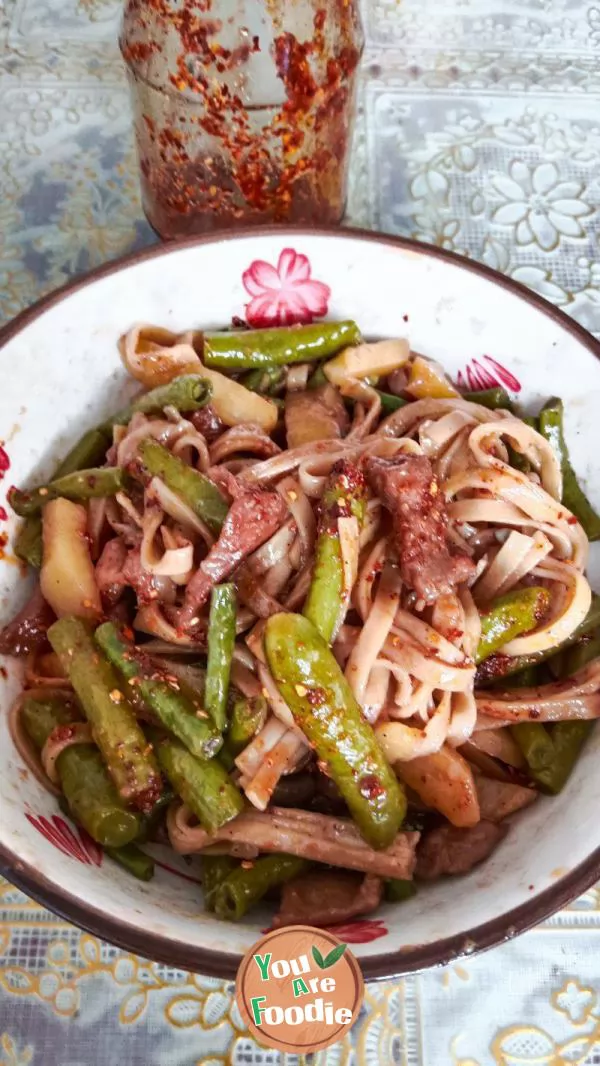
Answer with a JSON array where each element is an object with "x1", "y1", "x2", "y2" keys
[{"x1": 0, "y1": 223, "x2": 599, "y2": 981}]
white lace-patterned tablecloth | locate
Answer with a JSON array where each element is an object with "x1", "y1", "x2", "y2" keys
[{"x1": 2, "y1": 0, "x2": 600, "y2": 1062}]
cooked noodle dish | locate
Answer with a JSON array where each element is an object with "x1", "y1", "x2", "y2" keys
[{"x1": 2, "y1": 320, "x2": 599, "y2": 927}]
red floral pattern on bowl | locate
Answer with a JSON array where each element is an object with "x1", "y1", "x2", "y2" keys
[
  {"x1": 242, "y1": 248, "x2": 330, "y2": 327},
  {"x1": 26, "y1": 813, "x2": 103, "y2": 866},
  {"x1": 320, "y1": 919, "x2": 388, "y2": 943},
  {"x1": 456, "y1": 354, "x2": 521, "y2": 393}
]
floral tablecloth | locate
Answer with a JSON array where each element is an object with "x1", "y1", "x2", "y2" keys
[{"x1": 2, "y1": 0, "x2": 600, "y2": 1062}]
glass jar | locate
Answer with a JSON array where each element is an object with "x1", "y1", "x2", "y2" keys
[{"x1": 120, "y1": 0, "x2": 364, "y2": 238}]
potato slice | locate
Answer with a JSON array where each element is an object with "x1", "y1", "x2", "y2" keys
[
  {"x1": 40, "y1": 498, "x2": 102, "y2": 620},
  {"x1": 405, "y1": 355, "x2": 459, "y2": 399},
  {"x1": 324, "y1": 339, "x2": 409, "y2": 387},
  {"x1": 395, "y1": 745, "x2": 480, "y2": 828},
  {"x1": 200, "y1": 366, "x2": 278, "y2": 433}
]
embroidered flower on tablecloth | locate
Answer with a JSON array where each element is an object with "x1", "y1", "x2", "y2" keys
[
  {"x1": 552, "y1": 979, "x2": 596, "y2": 1025},
  {"x1": 242, "y1": 248, "x2": 330, "y2": 327},
  {"x1": 490, "y1": 161, "x2": 593, "y2": 252}
]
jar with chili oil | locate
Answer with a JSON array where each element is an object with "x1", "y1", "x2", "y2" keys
[{"x1": 120, "y1": 0, "x2": 364, "y2": 237}]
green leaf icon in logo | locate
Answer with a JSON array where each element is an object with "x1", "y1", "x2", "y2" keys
[
  {"x1": 312, "y1": 943, "x2": 347, "y2": 969},
  {"x1": 312, "y1": 945, "x2": 326, "y2": 969}
]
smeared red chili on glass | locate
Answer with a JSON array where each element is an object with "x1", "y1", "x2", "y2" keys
[{"x1": 120, "y1": 0, "x2": 363, "y2": 237}]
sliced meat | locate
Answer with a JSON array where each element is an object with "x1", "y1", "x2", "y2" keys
[
  {"x1": 0, "y1": 587, "x2": 55, "y2": 657},
  {"x1": 188, "y1": 404, "x2": 224, "y2": 443},
  {"x1": 95, "y1": 538, "x2": 128, "y2": 606},
  {"x1": 415, "y1": 820, "x2": 507, "y2": 881},
  {"x1": 475, "y1": 775, "x2": 537, "y2": 822},
  {"x1": 365, "y1": 455, "x2": 475, "y2": 603},
  {"x1": 285, "y1": 384, "x2": 349, "y2": 448},
  {"x1": 273, "y1": 871, "x2": 383, "y2": 929},
  {"x1": 123, "y1": 548, "x2": 176, "y2": 607},
  {"x1": 180, "y1": 488, "x2": 287, "y2": 628}
]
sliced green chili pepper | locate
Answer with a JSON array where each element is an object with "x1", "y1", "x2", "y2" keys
[
  {"x1": 463, "y1": 388, "x2": 514, "y2": 411},
  {"x1": 478, "y1": 594, "x2": 600, "y2": 682},
  {"x1": 539, "y1": 397, "x2": 600, "y2": 540},
  {"x1": 202, "y1": 855, "x2": 238, "y2": 911},
  {"x1": 203, "y1": 322, "x2": 361, "y2": 371},
  {"x1": 106, "y1": 843, "x2": 155, "y2": 881},
  {"x1": 10, "y1": 467, "x2": 127, "y2": 518},
  {"x1": 21, "y1": 694, "x2": 142, "y2": 847},
  {"x1": 475, "y1": 587, "x2": 551, "y2": 664},
  {"x1": 138, "y1": 438, "x2": 228, "y2": 536},
  {"x1": 384, "y1": 878, "x2": 417, "y2": 903},
  {"x1": 48, "y1": 617, "x2": 162, "y2": 812},
  {"x1": 109, "y1": 375, "x2": 212, "y2": 428},
  {"x1": 95, "y1": 622, "x2": 222, "y2": 760},
  {"x1": 241, "y1": 367, "x2": 287, "y2": 395},
  {"x1": 150, "y1": 731, "x2": 244, "y2": 833},
  {"x1": 265, "y1": 612, "x2": 407, "y2": 848},
  {"x1": 205, "y1": 584, "x2": 236, "y2": 733},
  {"x1": 303, "y1": 460, "x2": 367, "y2": 643},
  {"x1": 213, "y1": 854, "x2": 311, "y2": 921},
  {"x1": 376, "y1": 390, "x2": 408, "y2": 413}
]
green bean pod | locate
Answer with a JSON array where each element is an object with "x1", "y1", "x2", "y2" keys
[
  {"x1": 151, "y1": 732, "x2": 244, "y2": 833},
  {"x1": 106, "y1": 843, "x2": 155, "y2": 881},
  {"x1": 475, "y1": 587, "x2": 551, "y2": 664},
  {"x1": 48, "y1": 617, "x2": 162, "y2": 812},
  {"x1": 205, "y1": 584, "x2": 236, "y2": 732},
  {"x1": 557, "y1": 632, "x2": 600, "y2": 677},
  {"x1": 14, "y1": 515, "x2": 43, "y2": 569},
  {"x1": 227, "y1": 695, "x2": 268, "y2": 755},
  {"x1": 376, "y1": 390, "x2": 408, "y2": 413},
  {"x1": 539, "y1": 397, "x2": 600, "y2": 540},
  {"x1": 240, "y1": 367, "x2": 287, "y2": 395},
  {"x1": 265, "y1": 612, "x2": 407, "y2": 848},
  {"x1": 12, "y1": 428, "x2": 112, "y2": 568},
  {"x1": 303, "y1": 460, "x2": 367, "y2": 644},
  {"x1": 138, "y1": 438, "x2": 228, "y2": 536},
  {"x1": 203, "y1": 322, "x2": 361, "y2": 371},
  {"x1": 463, "y1": 388, "x2": 514, "y2": 411},
  {"x1": 533, "y1": 722, "x2": 593, "y2": 794},
  {"x1": 510, "y1": 722, "x2": 556, "y2": 775},
  {"x1": 109, "y1": 375, "x2": 212, "y2": 428},
  {"x1": 21, "y1": 695, "x2": 142, "y2": 847},
  {"x1": 514, "y1": 719, "x2": 593, "y2": 795},
  {"x1": 10, "y1": 467, "x2": 127, "y2": 518},
  {"x1": 384, "y1": 878, "x2": 417, "y2": 903},
  {"x1": 95, "y1": 622, "x2": 222, "y2": 760},
  {"x1": 213, "y1": 854, "x2": 311, "y2": 921},
  {"x1": 202, "y1": 855, "x2": 237, "y2": 911}
]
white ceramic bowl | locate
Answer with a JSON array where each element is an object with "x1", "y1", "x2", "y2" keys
[{"x1": 1, "y1": 228, "x2": 599, "y2": 979}]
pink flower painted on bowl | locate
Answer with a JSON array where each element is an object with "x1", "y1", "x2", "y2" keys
[
  {"x1": 320, "y1": 919, "x2": 388, "y2": 943},
  {"x1": 456, "y1": 355, "x2": 521, "y2": 394},
  {"x1": 26, "y1": 813, "x2": 103, "y2": 867},
  {"x1": 242, "y1": 248, "x2": 331, "y2": 327}
]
